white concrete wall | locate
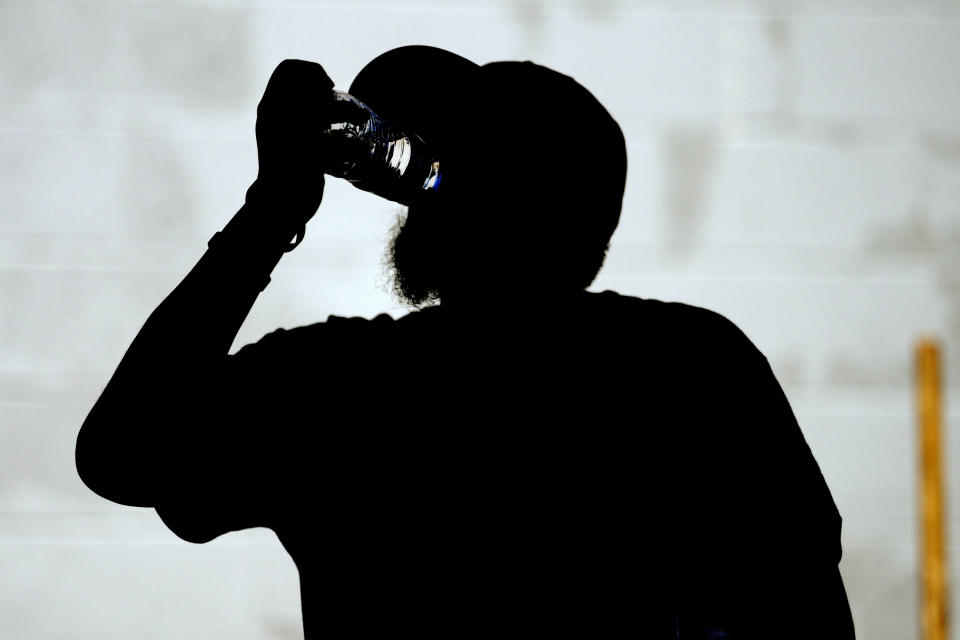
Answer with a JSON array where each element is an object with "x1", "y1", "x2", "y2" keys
[{"x1": 2, "y1": 0, "x2": 959, "y2": 637}]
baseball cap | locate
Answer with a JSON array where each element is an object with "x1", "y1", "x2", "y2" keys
[{"x1": 348, "y1": 45, "x2": 626, "y2": 242}]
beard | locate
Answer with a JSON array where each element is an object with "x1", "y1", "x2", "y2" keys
[{"x1": 384, "y1": 202, "x2": 448, "y2": 309}]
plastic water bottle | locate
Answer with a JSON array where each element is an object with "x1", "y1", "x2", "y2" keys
[{"x1": 322, "y1": 90, "x2": 442, "y2": 206}]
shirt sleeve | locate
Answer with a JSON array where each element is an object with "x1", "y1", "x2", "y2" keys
[
  {"x1": 669, "y1": 305, "x2": 847, "y2": 633},
  {"x1": 679, "y1": 306, "x2": 841, "y2": 564},
  {"x1": 154, "y1": 313, "x2": 394, "y2": 543}
]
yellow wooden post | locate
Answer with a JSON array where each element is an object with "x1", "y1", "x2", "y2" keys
[{"x1": 917, "y1": 338, "x2": 948, "y2": 640}]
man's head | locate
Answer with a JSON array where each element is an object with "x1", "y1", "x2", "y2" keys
[{"x1": 349, "y1": 46, "x2": 627, "y2": 308}]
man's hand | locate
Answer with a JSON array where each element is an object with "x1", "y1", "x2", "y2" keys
[{"x1": 250, "y1": 59, "x2": 336, "y2": 231}]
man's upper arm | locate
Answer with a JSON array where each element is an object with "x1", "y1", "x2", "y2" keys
[{"x1": 153, "y1": 318, "x2": 375, "y2": 543}]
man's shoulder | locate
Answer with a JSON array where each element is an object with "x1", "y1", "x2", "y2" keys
[
  {"x1": 231, "y1": 312, "x2": 396, "y2": 360},
  {"x1": 590, "y1": 289, "x2": 725, "y2": 319},
  {"x1": 589, "y1": 290, "x2": 758, "y2": 351}
]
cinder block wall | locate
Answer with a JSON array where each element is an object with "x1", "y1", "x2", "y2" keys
[{"x1": 2, "y1": 1, "x2": 958, "y2": 638}]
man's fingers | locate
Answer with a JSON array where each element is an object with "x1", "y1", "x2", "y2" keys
[{"x1": 259, "y1": 59, "x2": 335, "y2": 115}]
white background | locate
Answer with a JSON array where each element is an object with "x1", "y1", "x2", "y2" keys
[{"x1": 2, "y1": 0, "x2": 959, "y2": 638}]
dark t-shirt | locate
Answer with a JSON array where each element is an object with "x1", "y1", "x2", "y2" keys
[{"x1": 155, "y1": 290, "x2": 847, "y2": 635}]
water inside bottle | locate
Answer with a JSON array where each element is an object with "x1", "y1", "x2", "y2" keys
[{"x1": 325, "y1": 91, "x2": 441, "y2": 203}]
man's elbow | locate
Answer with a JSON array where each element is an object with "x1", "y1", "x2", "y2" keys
[{"x1": 75, "y1": 407, "x2": 158, "y2": 508}]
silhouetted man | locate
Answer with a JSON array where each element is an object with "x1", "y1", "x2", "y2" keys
[{"x1": 76, "y1": 46, "x2": 855, "y2": 638}]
